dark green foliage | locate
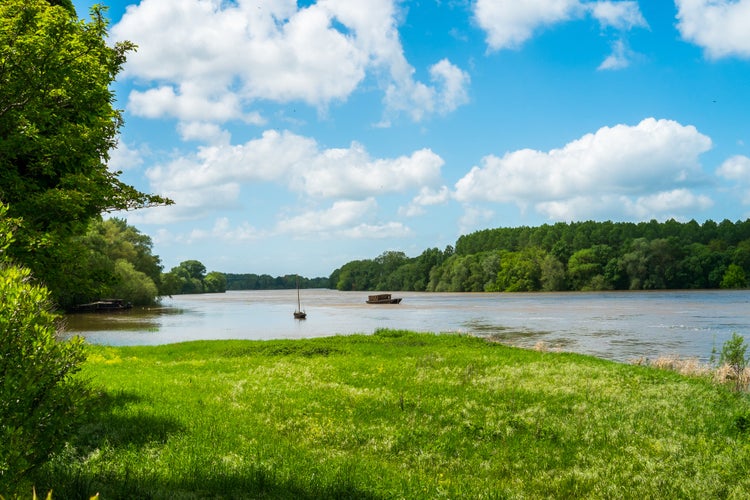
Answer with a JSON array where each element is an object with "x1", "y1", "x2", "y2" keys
[
  {"x1": 332, "y1": 219, "x2": 750, "y2": 292},
  {"x1": 0, "y1": 207, "x2": 92, "y2": 495},
  {"x1": 0, "y1": 0, "x2": 170, "y2": 308},
  {"x1": 225, "y1": 273, "x2": 329, "y2": 290},
  {"x1": 161, "y1": 260, "x2": 231, "y2": 295},
  {"x1": 70, "y1": 218, "x2": 163, "y2": 307}
]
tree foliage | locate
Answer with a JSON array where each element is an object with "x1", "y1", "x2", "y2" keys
[
  {"x1": 70, "y1": 218, "x2": 163, "y2": 306},
  {"x1": 0, "y1": 204, "x2": 91, "y2": 494},
  {"x1": 331, "y1": 219, "x2": 750, "y2": 293},
  {"x1": 0, "y1": 0, "x2": 170, "y2": 308},
  {"x1": 225, "y1": 273, "x2": 329, "y2": 290},
  {"x1": 161, "y1": 260, "x2": 227, "y2": 295}
]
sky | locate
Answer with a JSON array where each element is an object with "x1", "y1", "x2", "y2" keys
[{"x1": 71, "y1": 0, "x2": 750, "y2": 278}]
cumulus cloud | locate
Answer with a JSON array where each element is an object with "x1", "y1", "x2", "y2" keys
[
  {"x1": 400, "y1": 186, "x2": 451, "y2": 216},
  {"x1": 474, "y1": 0, "x2": 583, "y2": 50},
  {"x1": 108, "y1": 139, "x2": 144, "y2": 172},
  {"x1": 136, "y1": 129, "x2": 443, "y2": 223},
  {"x1": 473, "y1": 0, "x2": 647, "y2": 69},
  {"x1": 717, "y1": 155, "x2": 750, "y2": 182},
  {"x1": 112, "y1": 0, "x2": 469, "y2": 124},
  {"x1": 718, "y1": 155, "x2": 750, "y2": 204},
  {"x1": 177, "y1": 122, "x2": 232, "y2": 145},
  {"x1": 300, "y1": 144, "x2": 444, "y2": 198},
  {"x1": 454, "y1": 118, "x2": 714, "y2": 221},
  {"x1": 589, "y1": 1, "x2": 647, "y2": 30},
  {"x1": 458, "y1": 205, "x2": 495, "y2": 235},
  {"x1": 276, "y1": 199, "x2": 411, "y2": 238},
  {"x1": 189, "y1": 217, "x2": 263, "y2": 242},
  {"x1": 676, "y1": 0, "x2": 750, "y2": 59}
]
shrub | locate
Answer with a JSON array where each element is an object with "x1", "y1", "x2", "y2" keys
[
  {"x1": 0, "y1": 207, "x2": 92, "y2": 495},
  {"x1": 718, "y1": 332, "x2": 750, "y2": 392}
]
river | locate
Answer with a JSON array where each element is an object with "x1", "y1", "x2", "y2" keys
[{"x1": 62, "y1": 289, "x2": 750, "y2": 363}]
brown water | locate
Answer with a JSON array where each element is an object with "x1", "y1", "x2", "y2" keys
[{"x1": 62, "y1": 289, "x2": 750, "y2": 363}]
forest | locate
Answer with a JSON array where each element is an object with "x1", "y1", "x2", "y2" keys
[
  {"x1": 225, "y1": 273, "x2": 330, "y2": 290},
  {"x1": 328, "y1": 218, "x2": 750, "y2": 293}
]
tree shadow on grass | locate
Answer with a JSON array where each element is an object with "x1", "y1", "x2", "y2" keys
[
  {"x1": 73, "y1": 389, "x2": 183, "y2": 450},
  {"x1": 38, "y1": 390, "x2": 386, "y2": 499}
]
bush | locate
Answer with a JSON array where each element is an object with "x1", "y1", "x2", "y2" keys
[
  {"x1": 0, "y1": 208, "x2": 92, "y2": 495},
  {"x1": 718, "y1": 332, "x2": 749, "y2": 392}
]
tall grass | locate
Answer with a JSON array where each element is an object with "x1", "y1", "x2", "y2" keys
[{"x1": 30, "y1": 330, "x2": 750, "y2": 499}]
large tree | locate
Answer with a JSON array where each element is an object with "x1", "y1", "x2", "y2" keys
[{"x1": 0, "y1": 0, "x2": 170, "y2": 308}]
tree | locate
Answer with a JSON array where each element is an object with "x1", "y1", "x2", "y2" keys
[
  {"x1": 204, "y1": 271, "x2": 228, "y2": 293},
  {"x1": 0, "y1": 0, "x2": 170, "y2": 308},
  {"x1": 110, "y1": 259, "x2": 159, "y2": 306},
  {"x1": 160, "y1": 260, "x2": 228, "y2": 295},
  {"x1": 0, "y1": 205, "x2": 92, "y2": 494},
  {"x1": 76, "y1": 218, "x2": 163, "y2": 305},
  {"x1": 721, "y1": 264, "x2": 747, "y2": 289}
]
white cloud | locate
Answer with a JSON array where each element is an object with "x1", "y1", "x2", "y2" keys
[
  {"x1": 400, "y1": 186, "x2": 451, "y2": 216},
  {"x1": 458, "y1": 205, "x2": 495, "y2": 235},
  {"x1": 136, "y1": 130, "x2": 445, "y2": 224},
  {"x1": 473, "y1": 0, "x2": 647, "y2": 69},
  {"x1": 598, "y1": 39, "x2": 635, "y2": 70},
  {"x1": 108, "y1": 139, "x2": 144, "y2": 172},
  {"x1": 676, "y1": 0, "x2": 750, "y2": 59},
  {"x1": 300, "y1": 144, "x2": 444, "y2": 198},
  {"x1": 630, "y1": 189, "x2": 713, "y2": 216},
  {"x1": 474, "y1": 0, "x2": 583, "y2": 50},
  {"x1": 454, "y1": 118, "x2": 713, "y2": 221},
  {"x1": 430, "y1": 59, "x2": 471, "y2": 114},
  {"x1": 717, "y1": 155, "x2": 750, "y2": 204},
  {"x1": 275, "y1": 198, "x2": 410, "y2": 238},
  {"x1": 589, "y1": 1, "x2": 647, "y2": 30},
  {"x1": 717, "y1": 155, "x2": 750, "y2": 182},
  {"x1": 177, "y1": 122, "x2": 232, "y2": 145},
  {"x1": 189, "y1": 217, "x2": 262, "y2": 242},
  {"x1": 112, "y1": 0, "x2": 468, "y2": 124},
  {"x1": 341, "y1": 221, "x2": 412, "y2": 239},
  {"x1": 125, "y1": 183, "x2": 242, "y2": 225},
  {"x1": 536, "y1": 190, "x2": 713, "y2": 221}
]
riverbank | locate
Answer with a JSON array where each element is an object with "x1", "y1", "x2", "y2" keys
[{"x1": 35, "y1": 330, "x2": 750, "y2": 498}]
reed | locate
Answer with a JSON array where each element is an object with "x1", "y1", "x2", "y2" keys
[{"x1": 29, "y1": 330, "x2": 750, "y2": 499}]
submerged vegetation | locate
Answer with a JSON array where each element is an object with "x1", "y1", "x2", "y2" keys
[{"x1": 19, "y1": 331, "x2": 750, "y2": 498}]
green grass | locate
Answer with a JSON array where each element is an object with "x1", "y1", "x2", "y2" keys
[{"x1": 33, "y1": 330, "x2": 750, "y2": 499}]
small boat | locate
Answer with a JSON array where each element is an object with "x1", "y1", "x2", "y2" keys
[
  {"x1": 73, "y1": 299, "x2": 133, "y2": 312},
  {"x1": 294, "y1": 276, "x2": 306, "y2": 319},
  {"x1": 366, "y1": 293, "x2": 402, "y2": 304}
]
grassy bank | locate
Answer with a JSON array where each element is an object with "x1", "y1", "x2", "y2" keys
[{"x1": 34, "y1": 330, "x2": 750, "y2": 498}]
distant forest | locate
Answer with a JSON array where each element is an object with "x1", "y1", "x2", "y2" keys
[
  {"x1": 225, "y1": 273, "x2": 330, "y2": 290},
  {"x1": 325, "y1": 219, "x2": 750, "y2": 293}
]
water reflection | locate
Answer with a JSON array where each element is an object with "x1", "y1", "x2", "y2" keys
[{"x1": 62, "y1": 289, "x2": 750, "y2": 363}]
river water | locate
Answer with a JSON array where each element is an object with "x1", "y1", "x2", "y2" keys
[{"x1": 62, "y1": 289, "x2": 750, "y2": 363}]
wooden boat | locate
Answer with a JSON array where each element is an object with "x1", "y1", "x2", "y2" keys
[
  {"x1": 294, "y1": 276, "x2": 306, "y2": 319},
  {"x1": 73, "y1": 299, "x2": 132, "y2": 312},
  {"x1": 366, "y1": 293, "x2": 402, "y2": 304}
]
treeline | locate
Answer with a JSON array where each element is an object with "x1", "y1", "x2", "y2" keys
[
  {"x1": 161, "y1": 260, "x2": 228, "y2": 295},
  {"x1": 225, "y1": 273, "x2": 329, "y2": 290},
  {"x1": 329, "y1": 219, "x2": 750, "y2": 292}
]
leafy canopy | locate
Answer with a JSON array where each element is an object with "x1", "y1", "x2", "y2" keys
[
  {"x1": 0, "y1": 204, "x2": 92, "y2": 494},
  {"x1": 0, "y1": 0, "x2": 171, "y2": 307}
]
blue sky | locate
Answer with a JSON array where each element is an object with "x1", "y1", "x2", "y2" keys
[{"x1": 72, "y1": 0, "x2": 750, "y2": 278}]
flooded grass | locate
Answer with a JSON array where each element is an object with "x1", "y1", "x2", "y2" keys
[{"x1": 32, "y1": 330, "x2": 750, "y2": 498}]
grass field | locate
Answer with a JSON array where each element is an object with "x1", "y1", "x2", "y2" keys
[{"x1": 32, "y1": 329, "x2": 750, "y2": 498}]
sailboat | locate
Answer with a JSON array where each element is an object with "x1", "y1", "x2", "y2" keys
[{"x1": 293, "y1": 275, "x2": 307, "y2": 319}]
